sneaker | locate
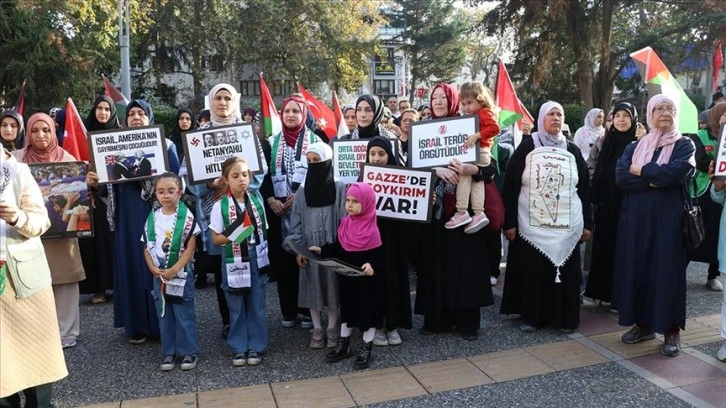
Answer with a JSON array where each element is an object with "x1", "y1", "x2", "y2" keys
[
  {"x1": 310, "y1": 328, "x2": 325, "y2": 349},
  {"x1": 281, "y1": 318, "x2": 295, "y2": 328},
  {"x1": 61, "y1": 337, "x2": 77, "y2": 349},
  {"x1": 300, "y1": 317, "x2": 314, "y2": 329},
  {"x1": 661, "y1": 331, "x2": 680, "y2": 357},
  {"x1": 180, "y1": 355, "x2": 197, "y2": 370},
  {"x1": 490, "y1": 276, "x2": 497, "y2": 286},
  {"x1": 129, "y1": 335, "x2": 147, "y2": 345},
  {"x1": 353, "y1": 341, "x2": 373, "y2": 370},
  {"x1": 386, "y1": 329, "x2": 402, "y2": 346},
  {"x1": 91, "y1": 293, "x2": 106, "y2": 304},
  {"x1": 520, "y1": 322, "x2": 536, "y2": 333},
  {"x1": 160, "y1": 355, "x2": 175, "y2": 371},
  {"x1": 716, "y1": 340, "x2": 726, "y2": 362},
  {"x1": 445, "y1": 212, "x2": 472, "y2": 229},
  {"x1": 326, "y1": 328, "x2": 339, "y2": 348},
  {"x1": 621, "y1": 325, "x2": 655, "y2": 344},
  {"x1": 232, "y1": 353, "x2": 246, "y2": 367},
  {"x1": 706, "y1": 278, "x2": 723, "y2": 291},
  {"x1": 464, "y1": 213, "x2": 490, "y2": 234},
  {"x1": 247, "y1": 350, "x2": 263, "y2": 366},
  {"x1": 373, "y1": 329, "x2": 388, "y2": 346}
]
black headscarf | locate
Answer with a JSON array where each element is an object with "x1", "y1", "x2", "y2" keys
[
  {"x1": 85, "y1": 95, "x2": 119, "y2": 131},
  {"x1": 592, "y1": 101, "x2": 638, "y2": 202},
  {"x1": 366, "y1": 136, "x2": 397, "y2": 166},
  {"x1": 55, "y1": 109, "x2": 66, "y2": 147},
  {"x1": 304, "y1": 143, "x2": 336, "y2": 207},
  {"x1": 356, "y1": 95, "x2": 385, "y2": 139},
  {"x1": 125, "y1": 100, "x2": 154, "y2": 126},
  {"x1": 171, "y1": 107, "x2": 194, "y2": 158},
  {"x1": 0, "y1": 109, "x2": 25, "y2": 151}
]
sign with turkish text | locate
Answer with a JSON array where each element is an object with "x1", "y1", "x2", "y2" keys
[
  {"x1": 409, "y1": 115, "x2": 479, "y2": 168},
  {"x1": 88, "y1": 125, "x2": 169, "y2": 184},
  {"x1": 361, "y1": 164, "x2": 435, "y2": 223}
]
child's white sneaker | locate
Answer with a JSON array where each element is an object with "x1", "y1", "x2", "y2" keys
[
  {"x1": 445, "y1": 212, "x2": 472, "y2": 229},
  {"x1": 717, "y1": 340, "x2": 726, "y2": 362},
  {"x1": 373, "y1": 329, "x2": 388, "y2": 346},
  {"x1": 160, "y1": 355, "x2": 174, "y2": 371},
  {"x1": 464, "y1": 213, "x2": 489, "y2": 234}
]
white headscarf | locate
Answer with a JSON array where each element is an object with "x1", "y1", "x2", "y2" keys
[
  {"x1": 208, "y1": 83, "x2": 241, "y2": 125},
  {"x1": 533, "y1": 101, "x2": 567, "y2": 149},
  {"x1": 583, "y1": 108, "x2": 605, "y2": 137},
  {"x1": 307, "y1": 142, "x2": 333, "y2": 162}
]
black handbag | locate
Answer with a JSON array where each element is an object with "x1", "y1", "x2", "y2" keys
[{"x1": 682, "y1": 179, "x2": 705, "y2": 249}]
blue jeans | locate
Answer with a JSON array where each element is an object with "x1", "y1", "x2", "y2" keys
[
  {"x1": 152, "y1": 267, "x2": 198, "y2": 356},
  {"x1": 221, "y1": 245, "x2": 269, "y2": 355}
]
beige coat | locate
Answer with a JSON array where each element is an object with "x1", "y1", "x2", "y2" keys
[
  {"x1": 14, "y1": 149, "x2": 85, "y2": 284},
  {"x1": 0, "y1": 154, "x2": 68, "y2": 397}
]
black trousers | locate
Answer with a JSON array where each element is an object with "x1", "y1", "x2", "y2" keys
[
  {"x1": 423, "y1": 308, "x2": 481, "y2": 334},
  {"x1": 1, "y1": 383, "x2": 54, "y2": 408}
]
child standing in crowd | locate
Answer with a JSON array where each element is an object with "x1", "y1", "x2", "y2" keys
[
  {"x1": 142, "y1": 173, "x2": 200, "y2": 371},
  {"x1": 446, "y1": 81, "x2": 500, "y2": 233},
  {"x1": 210, "y1": 157, "x2": 270, "y2": 367},
  {"x1": 311, "y1": 182, "x2": 385, "y2": 370}
]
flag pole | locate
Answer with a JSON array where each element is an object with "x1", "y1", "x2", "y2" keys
[{"x1": 118, "y1": 0, "x2": 131, "y2": 99}]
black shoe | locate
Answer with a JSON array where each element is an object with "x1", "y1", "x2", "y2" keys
[
  {"x1": 661, "y1": 332, "x2": 680, "y2": 357},
  {"x1": 461, "y1": 331, "x2": 478, "y2": 341},
  {"x1": 325, "y1": 336, "x2": 353, "y2": 363},
  {"x1": 194, "y1": 275, "x2": 208, "y2": 289},
  {"x1": 419, "y1": 327, "x2": 436, "y2": 335},
  {"x1": 129, "y1": 335, "x2": 147, "y2": 345},
  {"x1": 353, "y1": 341, "x2": 373, "y2": 370},
  {"x1": 621, "y1": 325, "x2": 655, "y2": 344}
]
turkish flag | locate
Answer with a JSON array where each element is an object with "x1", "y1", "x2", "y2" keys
[
  {"x1": 297, "y1": 84, "x2": 337, "y2": 139},
  {"x1": 714, "y1": 43, "x2": 723, "y2": 93},
  {"x1": 331, "y1": 91, "x2": 349, "y2": 137},
  {"x1": 63, "y1": 98, "x2": 90, "y2": 161}
]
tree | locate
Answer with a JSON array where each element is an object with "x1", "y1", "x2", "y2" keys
[
  {"x1": 390, "y1": 0, "x2": 469, "y2": 102},
  {"x1": 481, "y1": 0, "x2": 726, "y2": 113}
]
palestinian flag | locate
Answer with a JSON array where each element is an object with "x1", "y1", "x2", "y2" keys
[
  {"x1": 495, "y1": 59, "x2": 534, "y2": 148},
  {"x1": 259, "y1": 73, "x2": 282, "y2": 138},
  {"x1": 102, "y1": 75, "x2": 130, "y2": 123},
  {"x1": 13, "y1": 80, "x2": 26, "y2": 116},
  {"x1": 222, "y1": 211, "x2": 254, "y2": 244},
  {"x1": 630, "y1": 46, "x2": 698, "y2": 134}
]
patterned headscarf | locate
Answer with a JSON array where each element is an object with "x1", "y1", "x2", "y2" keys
[{"x1": 632, "y1": 94, "x2": 680, "y2": 166}]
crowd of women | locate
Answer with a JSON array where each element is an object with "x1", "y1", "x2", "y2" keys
[{"x1": 2, "y1": 79, "x2": 726, "y2": 407}]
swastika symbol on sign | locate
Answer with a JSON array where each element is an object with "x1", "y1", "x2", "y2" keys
[{"x1": 191, "y1": 137, "x2": 200, "y2": 147}]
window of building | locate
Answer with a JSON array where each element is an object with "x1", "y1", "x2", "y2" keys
[
  {"x1": 240, "y1": 80, "x2": 261, "y2": 96},
  {"x1": 374, "y1": 80, "x2": 395, "y2": 95}
]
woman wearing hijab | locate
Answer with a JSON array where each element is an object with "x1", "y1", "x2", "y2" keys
[
  {"x1": 585, "y1": 102, "x2": 639, "y2": 307},
  {"x1": 286, "y1": 142, "x2": 347, "y2": 348},
  {"x1": 265, "y1": 94, "x2": 322, "y2": 328},
  {"x1": 170, "y1": 108, "x2": 194, "y2": 160},
  {"x1": 343, "y1": 105, "x2": 357, "y2": 134},
  {"x1": 243, "y1": 107, "x2": 256, "y2": 123},
  {"x1": 687, "y1": 102, "x2": 726, "y2": 292},
  {"x1": 0, "y1": 109, "x2": 25, "y2": 151},
  {"x1": 15, "y1": 113, "x2": 86, "y2": 349},
  {"x1": 339, "y1": 95, "x2": 404, "y2": 166},
  {"x1": 500, "y1": 101, "x2": 591, "y2": 334},
  {"x1": 413, "y1": 83, "x2": 494, "y2": 340},
  {"x1": 79, "y1": 96, "x2": 119, "y2": 304},
  {"x1": 573, "y1": 109, "x2": 605, "y2": 161},
  {"x1": 364, "y1": 136, "x2": 412, "y2": 346},
  {"x1": 86, "y1": 99, "x2": 180, "y2": 344},
  {"x1": 613, "y1": 94, "x2": 695, "y2": 357}
]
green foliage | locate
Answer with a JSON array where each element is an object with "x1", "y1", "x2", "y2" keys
[
  {"x1": 562, "y1": 103, "x2": 585, "y2": 131},
  {"x1": 144, "y1": 96, "x2": 179, "y2": 136}
]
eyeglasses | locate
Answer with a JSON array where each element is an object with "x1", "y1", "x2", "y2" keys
[{"x1": 654, "y1": 106, "x2": 676, "y2": 114}]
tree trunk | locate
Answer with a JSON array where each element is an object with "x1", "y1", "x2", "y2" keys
[
  {"x1": 565, "y1": 0, "x2": 594, "y2": 110},
  {"x1": 594, "y1": 0, "x2": 616, "y2": 111}
]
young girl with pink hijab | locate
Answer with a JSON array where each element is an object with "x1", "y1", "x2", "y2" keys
[{"x1": 310, "y1": 182, "x2": 385, "y2": 370}]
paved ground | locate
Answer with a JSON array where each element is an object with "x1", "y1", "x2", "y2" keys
[{"x1": 52, "y1": 260, "x2": 726, "y2": 408}]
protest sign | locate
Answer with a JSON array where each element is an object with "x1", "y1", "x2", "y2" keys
[
  {"x1": 331, "y1": 139, "x2": 398, "y2": 184},
  {"x1": 408, "y1": 115, "x2": 479, "y2": 168},
  {"x1": 182, "y1": 124, "x2": 263, "y2": 184},
  {"x1": 361, "y1": 164, "x2": 435, "y2": 222},
  {"x1": 714, "y1": 124, "x2": 726, "y2": 181},
  {"x1": 29, "y1": 162, "x2": 94, "y2": 239},
  {"x1": 285, "y1": 237, "x2": 366, "y2": 277},
  {"x1": 88, "y1": 125, "x2": 169, "y2": 184}
]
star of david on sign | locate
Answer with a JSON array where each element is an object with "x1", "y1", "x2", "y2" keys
[{"x1": 241, "y1": 130, "x2": 252, "y2": 139}]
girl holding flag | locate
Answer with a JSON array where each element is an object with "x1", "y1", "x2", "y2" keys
[
  {"x1": 142, "y1": 172, "x2": 200, "y2": 371},
  {"x1": 210, "y1": 157, "x2": 270, "y2": 367}
]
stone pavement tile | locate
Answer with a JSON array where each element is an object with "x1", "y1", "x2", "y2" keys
[
  {"x1": 271, "y1": 376, "x2": 355, "y2": 408},
  {"x1": 340, "y1": 366, "x2": 427, "y2": 406},
  {"x1": 681, "y1": 376, "x2": 726, "y2": 407},
  {"x1": 121, "y1": 393, "x2": 197, "y2": 408},
  {"x1": 692, "y1": 314, "x2": 721, "y2": 330},
  {"x1": 577, "y1": 307, "x2": 622, "y2": 336},
  {"x1": 198, "y1": 384, "x2": 275, "y2": 408},
  {"x1": 589, "y1": 329, "x2": 662, "y2": 358},
  {"x1": 630, "y1": 352, "x2": 726, "y2": 387},
  {"x1": 525, "y1": 340, "x2": 608, "y2": 371},
  {"x1": 680, "y1": 321, "x2": 723, "y2": 347},
  {"x1": 468, "y1": 348, "x2": 554, "y2": 382},
  {"x1": 80, "y1": 403, "x2": 121, "y2": 408},
  {"x1": 406, "y1": 358, "x2": 493, "y2": 393}
]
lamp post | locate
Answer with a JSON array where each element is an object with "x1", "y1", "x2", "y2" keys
[{"x1": 118, "y1": 0, "x2": 131, "y2": 99}]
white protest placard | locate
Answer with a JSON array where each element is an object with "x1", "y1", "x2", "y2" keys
[
  {"x1": 181, "y1": 124, "x2": 263, "y2": 184},
  {"x1": 88, "y1": 125, "x2": 169, "y2": 184},
  {"x1": 331, "y1": 139, "x2": 398, "y2": 184},
  {"x1": 361, "y1": 164, "x2": 436, "y2": 222},
  {"x1": 408, "y1": 115, "x2": 479, "y2": 168},
  {"x1": 714, "y1": 123, "x2": 726, "y2": 181}
]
